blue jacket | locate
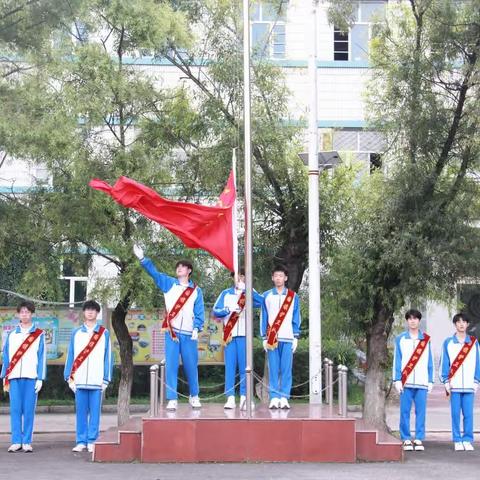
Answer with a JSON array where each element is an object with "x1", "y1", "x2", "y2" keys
[{"x1": 392, "y1": 330, "x2": 434, "y2": 389}]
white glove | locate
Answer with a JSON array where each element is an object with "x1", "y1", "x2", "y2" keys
[
  {"x1": 427, "y1": 382, "x2": 433, "y2": 393},
  {"x1": 133, "y1": 244, "x2": 144, "y2": 260},
  {"x1": 102, "y1": 382, "x2": 108, "y2": 392},
  {"x1": 191, "y1": 328, "x2": 198, "y2": 341},
  {"x1": 262, "y1": 340, "x2": 268, "y2": 352},
  {"x1": 69, "y1": 381, "x2": 77, "y2": 393},
  {"x1": 472, "y1": 383, "x2": 478, "y2": 393},
  {"x1": 444, "y1": 382, "x2": 451, "y2": 394},
  {"x1": 292, "y1": 338, "x2": 298, "y2": 354},
  {"x1": 34, "y1": 380, "x2": 43, "y2": 394},
  {"x1": 233, "y1": 306, "x2": 242, "y2": 314},
  {"x1": 394, "y1": 380, "x2": 403, "y2": 394}
]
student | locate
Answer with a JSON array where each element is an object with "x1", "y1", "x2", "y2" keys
[
  {"x1": 261, "y1": 265, "x2": 301, "y2": 409},
  {"x1": 393, "y1": 309, "x2": 434, "y2": 451},
  {"x1": 64, "y1": 300, "x2": 113, "y2": 453},
  {"x1": 134, "y1": 244, "x2": 204, "y2": 411},
  {"x1": 1, "y1": 301, "x2": 46, "y2": 453},
  {"x1": 213, "y1": 269, "x2": 264, "y2": 410},
  {"x1": 440, "y1": 313, "x2": 480, "y2": 451}
]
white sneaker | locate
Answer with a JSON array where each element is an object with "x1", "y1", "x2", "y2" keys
[
  {"x1": 403, "y1": 440, "x2": 414, "y2": 451},
  {"x1": 7, "y1": 444, "x2": 22, "y2": 453},
  {"x1": 166, "y1": 400, "x2": 178, "y2": 411},
  {"x1": 280, "y1": 397, "x2": 291, "y2": 409},
  {"x1": 239, "y1": 395, "x2": 255, "y2": 411},
  {"x1": 87, "y1": 443, "x2": 94, "y2": 453},
  {"x1": 413, "y1": 439, "x2": 424, "y2": 451},
  {"x1": 463, "y1": 441, "x2": 474, "y2": 451},
  {"x1": 269, "y1": 398, "x2": 280, "y2": 409},
  {"x1": 189, "y1": 395, "x2": 202, "y2": 408},
  {"x1": 22, "y1": 444, "x2": 33, "y2": 453},
  {"x1": 454, "y1": 442, "x2": 464, "y2": 451},
  {"x1": 224, "y1": 395, "x2": 236, "y2": 409},
  {"x1": 72, "y1": 443, "x2": 87, "y2": 452}
]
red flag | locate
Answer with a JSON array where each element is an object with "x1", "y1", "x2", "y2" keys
[{"x1": 89, "y1": 172, "x2": 236, "y2": 271}]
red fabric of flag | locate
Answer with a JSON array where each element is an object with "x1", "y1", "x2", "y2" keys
[{"x1": 89, "y1": 172, "x2": 236, "y2": 271}]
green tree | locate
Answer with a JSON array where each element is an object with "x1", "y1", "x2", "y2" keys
[
  {"x1": 0, "y1": 0, "x2": 192, "y2": 425},
  {"x1": 326, "y1": 0, "x2": 480, "y2": 428}
]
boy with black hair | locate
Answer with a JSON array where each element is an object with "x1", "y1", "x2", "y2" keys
[
  {"x1": 1, "y1": 301, "x2": 46, "y2": 452},
  {"x1": 440, "y1": 313, "x2": 480, "y2": 451},
  {"x1": 64, "y1": 300, "x2": 113, "y2": 453},
  {"x1": 213, "y1": 268, "x2": 264, "y2": 410},
  {"x1": 393, "y1": 309, "x2": 434, "y2": 452},
  {"x1": 134, "y1": 244, "x2": 205, "y2": 411},
  {"x1": 261, "y1": 265, "x2": 301, "y2": 410}
]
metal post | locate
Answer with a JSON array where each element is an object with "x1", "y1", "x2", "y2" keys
[
  {"x1": 149, "y1": 364, "x2": 159, "y2": 418},
  {"x1": 341, "y1": 366, "x2": 348, "y2": 418},
  {"x1": 328, "y1": 359, "x2": 334, "y2": 415},
  {"x1": 243, "y1": 0, "x2": 254, "y2": 419},
  {"x1": 308, "y1": 0, "x2": 322, "y2": 405},
  {"x1": 323, "y1": 358, "x2": 330, "y2": 404},
  {"x1": 337, "y1": 365, "x2": 349, "y2": 417},
  {"x1": 337, "y1": 365, "x2": 343, "y2": 416},
  {"x1": 159, "y1": 359, "x2": 166, "y2": 408}
]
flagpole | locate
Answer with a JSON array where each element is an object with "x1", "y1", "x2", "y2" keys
[
  {"x1": 308, "y1": 0, "x2": 322, "y2": 404},
  {"x1": 232, "y1": 148, "x2": 239, "y2": 276},
  {"x1": 242, "y1": 0, "x2": 254, "y2": 418}
]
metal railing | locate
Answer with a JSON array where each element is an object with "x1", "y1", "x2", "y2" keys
[{"x1": 149, "y1": 356, "x2": 349, "y2": 418}]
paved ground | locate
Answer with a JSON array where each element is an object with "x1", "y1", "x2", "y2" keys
[
  {"x1": 0, "y1": 386, "x2": 479, "y2": 478},
  {"x1": 0, "y1": 434, "x2": 479, "y2": 480}
]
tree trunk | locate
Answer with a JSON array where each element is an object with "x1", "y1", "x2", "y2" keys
[
  {"x1": 111, "y1": 296, "x2": 133, "y2": 426},
  {"x1": 363, "y1": 304, "x2": 394, "y2": 430},
  {"x1": 274, "y1": 236, "x2": 308, "y2": 291}
]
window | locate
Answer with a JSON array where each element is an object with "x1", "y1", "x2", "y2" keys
[
  {"x1": 251, "y1": 2, "x2": 287, "y2": 59},
  {"x1": 369, "y1": 153, "x2": 382, "y2": 173},
  {"x1": 60, "y1": 254, "x2": 89, "y2": 307},
  {"x1": 333, "y1": 1, "x2": 386, "y2": 62},
  {"x1": 334, "y1": 27, "x2": 349, "y2": 61}
]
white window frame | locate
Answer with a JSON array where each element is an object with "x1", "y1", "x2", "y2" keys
[
  {"x1": 334, "y1": 1, "x2": 386, "y2": 62},
  {"x1": 251, "y1": 2, "x2": 287, "y2": 59}
]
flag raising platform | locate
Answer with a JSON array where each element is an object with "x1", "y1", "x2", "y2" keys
[{"x1": 93, "y1": 404, "x2": 402, "y2": 463}]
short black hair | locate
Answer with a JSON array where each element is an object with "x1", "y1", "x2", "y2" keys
[
  {"x1": 405, "y1": 309, "x2": 422, "y2": 321},
  {"x1": 175, "y1": 259, "x2": 193, "y2": 276},
  {"x1": 82, "y1": 300, "x2": 101, "y2": 312},
  {"x1": 272, "y1": 265, "x2": 288, "y2": 276},
  {"x1": 453, "y1": 313, "x2": 469, "y2": 324},
  {"x1": 231, "y1": 268, "x2": 245, "y2": 277},
  {"x1": 17, "y1": 301, "x2": 35, "y2": 313}
]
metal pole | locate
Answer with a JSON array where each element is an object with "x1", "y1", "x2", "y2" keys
[
  {"x1": 342, "y1": 366, "x2": 348, "y2": 418},
  {"x1": 243, "y1": 0, "x2": 254, "y2": 418},
  {"x1": 323, "y1": 357, "x2": 330, "y2": 404},
  {"x1": 337, "y1": 364, "x2": 343, "y2": 416},
  {"x1": 308, "y1": 0, "x2": 322, "y2": 404},
  {"x1": 328, "y1": 359, "x2": 333, "y2": 415},
  {"x1": 149, "y1": 364, "x2": 159, "y2": 418},
  {"x1": 159, "y1": 359, "x2": 166, "y2": 409}
]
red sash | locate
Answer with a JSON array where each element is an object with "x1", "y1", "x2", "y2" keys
[
  {"x1": 162, "y1": 284, "x2": 196, "y2": 341},
  {"x1": 222, "y1": 292, "x2": 246, "y2": 345},
  {"x1": 401, "y1": 333, "x2": 431, "y2": 385},
  {"x1": 69, "y1": 326, "x2": 106, "y2": 383},
  {"x1": 3, "y1": 328, "x2": 43, "y2": 393},
  {"x1": 266, "y1": 289, "x2": 295, "y2": 349},
  {"x1": 448, "y1": 337, "x2": 477, "y2": 381}
]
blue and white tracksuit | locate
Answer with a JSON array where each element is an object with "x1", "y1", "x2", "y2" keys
[
  {"x1": 439, "y1": 335, "x2": 480, "y2": 443},
  {"x1": 261, "y1": 288, "x2": 301, "y2": 400},
  {"x1": 1, "y1": 324, "x2": 46, "y2": 445},
  {"x1": 213, "y1": 287, "x2": 264, "y2": 397},
  {"x1": 64, "y1": 324, "x2": 113, "y2": 445},
  {"x1": 393, "y1": 330, "x2": 434, "y2": 441},
  {"x1": 140, "y1": 257, "x2": 205, "y2": 400}
]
